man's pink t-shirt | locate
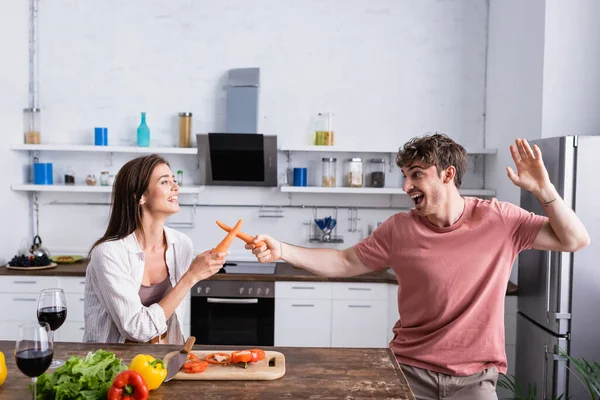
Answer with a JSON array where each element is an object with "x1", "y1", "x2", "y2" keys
[{"x1": 354, "y1": 197, "x2": 546, "y2": 376}]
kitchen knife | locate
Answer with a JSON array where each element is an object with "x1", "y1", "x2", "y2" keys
[{"x1": 164, "y1": 336, "x2": 196, "y2": 382}]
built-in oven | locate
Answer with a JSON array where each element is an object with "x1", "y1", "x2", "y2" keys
[{"x1": 190, "y1": 279, "x2": 275, "y2": 347}]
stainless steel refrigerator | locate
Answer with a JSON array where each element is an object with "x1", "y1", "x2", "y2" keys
[{"x1": 516, "y1": 135, "x2": 600, "y2": 400}]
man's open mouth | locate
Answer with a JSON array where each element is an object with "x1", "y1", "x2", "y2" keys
[{"x1": 410, "y1": 192, "x2": 424, "y2": 205}]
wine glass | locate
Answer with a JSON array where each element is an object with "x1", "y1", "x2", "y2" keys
[
  {"x1": 15, "y1": 322, "x2": 53, "y2": 400},
  {"x1": 37, "y1": 288, "x2": 67, "y2": 368}
]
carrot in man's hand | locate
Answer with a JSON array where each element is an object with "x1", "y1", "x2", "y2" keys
[
  {"x1": 215, "y1": 220, "x2": 266, "y2": 249},
  {"x1": 213, "y1": 219, "x2": 243, "y2": 254}
]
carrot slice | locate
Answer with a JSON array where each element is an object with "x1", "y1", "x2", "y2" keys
[
  {"x1": 183, "y1": 360, "x2": 208, "y2": 373},
  {"x1": 213, "y1": 219, "x2": 243, "y2": 254},
  {"x1": 215, "y1": 220, "x2": 266, "y2": 248}
]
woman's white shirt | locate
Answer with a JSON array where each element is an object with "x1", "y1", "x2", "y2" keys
[{"x1": 83, "y1": 226, "x2": 193, "y2": 344}]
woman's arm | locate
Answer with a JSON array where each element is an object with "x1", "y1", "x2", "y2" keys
[
  {"x1": 89, "y1": 245, "x2": 226, "y2": 342},
  {"x1": 158, "y1": 249, "x2": 226, "y2": 318}
]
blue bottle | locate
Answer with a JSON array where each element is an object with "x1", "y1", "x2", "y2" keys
[{"x1": 137, "y1": 112, "x2": 150, "y2": 147}]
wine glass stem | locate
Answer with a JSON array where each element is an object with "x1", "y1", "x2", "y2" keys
[
  {"x1": 32, "y1": 377, "x2": 37, "y2": 400},
  {"x1": 49, "y1": 330, "x2": 54, "y2": 344}
]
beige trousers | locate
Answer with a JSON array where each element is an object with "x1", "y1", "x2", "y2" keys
[{"x1": 400, "y1": 364, "x2": 499, "y2": 400}]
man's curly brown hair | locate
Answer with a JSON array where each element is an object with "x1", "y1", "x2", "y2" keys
[{"x1": 396, "y1": 133, "x2": 467, "y2": 188}]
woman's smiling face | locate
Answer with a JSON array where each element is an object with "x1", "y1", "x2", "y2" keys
[{"x1": 141, "y1": 163, "x2": 180, "y2": 216}]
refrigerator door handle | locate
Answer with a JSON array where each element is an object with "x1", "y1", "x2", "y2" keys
[
  {"x1": 543, "y1": 345, "x2": 549, "y2": 400},
  {"x1": 545, "y1": 252, "x2": 552, "y2": 322},
  {"x1": 545, "y1": 251, "x2": 572, "y2": 322}
]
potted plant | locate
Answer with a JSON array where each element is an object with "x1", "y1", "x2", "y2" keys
[{"x1": 498, "y1": 350, "x2": 599, "y2": 400}]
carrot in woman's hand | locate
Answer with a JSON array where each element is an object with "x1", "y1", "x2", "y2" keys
[
  {"x1": 213, "y1": 219, "x2": 243, "y2": 254},
  {"x1": 215, "y1": 220, "x2": 266, "y2": 249}
]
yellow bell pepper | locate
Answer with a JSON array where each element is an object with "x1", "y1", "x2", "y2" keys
[
  {"x1": 0, "y1": 351, "x2": 7, "y2": 386},
  {"x1": 129, "y1": 354, "x2": 166, "y2": 391}
]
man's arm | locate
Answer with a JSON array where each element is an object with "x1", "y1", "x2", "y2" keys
[
  {"x1": 249, "y1": 235, "x2": 373, "y2": 278},
  {"x1": 507, "y1": 138, "x2": 590, "y2": 252},
  {"x1": 531, "y1": 185, "x2": 590, "y2": 252}
]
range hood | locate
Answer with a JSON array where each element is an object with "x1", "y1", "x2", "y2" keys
[{"x1": 197, "y1": 67, "x2": 278, "y2": 187}]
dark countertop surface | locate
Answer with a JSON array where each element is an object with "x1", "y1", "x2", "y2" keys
[
  {"x1": 0, "y1": 259, "x2": 518, "y2": 295},
  {"x1": 0, "y1": 340, "x2": 415, "y2": 399}
]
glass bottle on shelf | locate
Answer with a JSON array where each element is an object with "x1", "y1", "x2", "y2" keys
[
  {"x1": 313, "y1": 112, "x2": 334, "y2": 146},
  {"x1": 85, "y1": 174, "x2": 97, "y2": 186},
  {"x1": 137, "y1": 112, "x2": 150, "y2": 147},
  {"x1": 345, "y1": 158, "x2": 363, "y2": 188},
  {"x1": 177, "y1": 170, "x2": 183, "y2": 186},
  {"x1": 23, "y1": 108, "x2": 41, "y2": 144},
  {"x1": 178, "y1": 113, "x2": 192, "y2": 147},
  {"x1": 368, "y1": 158, "x2": 386, "y2": 188},
  {"x1": 321, "y1": 157, "x2": 337, "y2": 187},
  {"x1": 100, "y1": 171, "x2": 110, "y2": 186},
  {"x1": 64, "y1": 166, "x2": 75, "y2": 185}
]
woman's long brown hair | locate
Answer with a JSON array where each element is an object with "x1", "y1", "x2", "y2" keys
[{"x1": 88, "y1": 154, "x2": 169, "y2": 256}]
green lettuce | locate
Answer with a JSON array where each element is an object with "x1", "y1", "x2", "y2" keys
[{"x1": 35, "y1": 349, "x2": 128, "y2": 400}]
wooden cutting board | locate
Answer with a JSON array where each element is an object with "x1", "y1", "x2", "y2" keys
[{"x1": 162, "y1": 350, "x2": 286, "y2": 381}]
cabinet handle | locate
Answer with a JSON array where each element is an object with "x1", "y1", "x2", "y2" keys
[
  {"x1": 80, "y1": 298, "x2": 85, "y2": 302},
  {"x1": 13, "y1": 298, "x2": 37, "y2": 302},
  {"x1": 291, "y1": 286, "x2": 314, "y2": 290},
  {"x1": 348, "y1": 288, "x2": 371, "y2": 291},
  {"x1": 80, "y1": 327, "x2": 85, "y2": 331},
  {"x1": 348, "y1": 305, "x2": 371, "y2": 308},
  {"x1": 291, "y1": 304, "x2": 315, "y2": 307},
  {"x1": 13, "y1": 281, "x2": 37, "y2": 284},
  {"x1": 80, "y1": 281, "x2": 85, "y2": 284}
]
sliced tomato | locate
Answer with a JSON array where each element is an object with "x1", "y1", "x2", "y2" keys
[
  {"x1": 248, "y1": 349, "x2": 266, "y2": 362},
  {"x1": 182, "y1": 360, "x2": 208, "y2": 373},
  {"x1": 205, "y1": 352, "x2": 232, "y2": 365},
  {"x1": 231, "y1": 350, "x2": 253, "y2": 364},
  {"x1": 186, "y1": 353, "x2": 199, "y2": 361}
]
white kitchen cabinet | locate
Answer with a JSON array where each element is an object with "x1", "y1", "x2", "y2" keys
[
  {"x1": 57, "y1": 321, "x2": 85, "y2": 342},
  {"x1": 331, "y1": 299, "x2": 388, "y2": 348},
  {"x1": 331, "y1": 282, "x2": 388, "y2": 300},
  {"x1": 330, "y1": 282, "x2": 389, "y2": 348},
  {"x1": 0, "y1": 276, "x2": 60, "y2": 340},
  {"x1": 0, "y1": 276, "x2": 59, "y2": 294},
  {"x1": 275, "y1": 298, "x2": 331, "y2": 347},
  {"x1": 276, "y1": 281, "x2": 331, "y2": 299},
  {"x1": 0, "y1": 321, "x2": 23, "y2": 341},
  {"x1": 387, "y1": 283, "x2": 399, "y2": 343}
]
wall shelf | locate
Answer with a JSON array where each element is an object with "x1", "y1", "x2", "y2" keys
[
  {"x1": 278, "y1": 146, "x2": 497, "y2": 155},
  {"x1": 11, "y1": 144, "x2": 197, "y2": 155},
  {"x1": 280, "y1": 186, "x2": 496, "y2": 197},
  {"x1": 11, "y1": 184, "x2": 205, "y2": 194}
]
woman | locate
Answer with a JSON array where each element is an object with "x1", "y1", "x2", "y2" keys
[{"x1": 83, "y1": 154, "x2": 226, "y2": 344}]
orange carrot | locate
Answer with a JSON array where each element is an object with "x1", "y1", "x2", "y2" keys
[
  {"x1": 214, "y1": 219, "x2": 243, "y2": 253},
  {"x1": 215, "y1": 220, "x2": 266, "y2": 248}
]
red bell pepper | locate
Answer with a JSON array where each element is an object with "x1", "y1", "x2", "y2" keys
[{"x1": 107, "y1": 370, "x2": 149, "y2": 400}]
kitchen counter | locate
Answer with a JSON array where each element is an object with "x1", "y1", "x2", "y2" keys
[
  {"x1": 0, "y1": 341, "x2": 415, "y2": 399},
  {"x1": 0, "y1": 260, "x2": 518, "y2": 295}
]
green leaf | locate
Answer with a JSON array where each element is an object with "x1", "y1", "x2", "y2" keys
[{"x1": 35, "y1": 349, "x2": 127, "y2": 400}]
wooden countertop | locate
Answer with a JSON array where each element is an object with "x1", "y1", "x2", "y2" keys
[
  {"x1": 0, "y1": 341, "x2": 415, "y2": 399},
  {"x1": 0, "y1": 260, "x2": 518, "y2": 295}
]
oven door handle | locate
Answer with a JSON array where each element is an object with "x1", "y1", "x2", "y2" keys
[{"x1": 206, "y1": 298, "x2": 259, "y2": 304}]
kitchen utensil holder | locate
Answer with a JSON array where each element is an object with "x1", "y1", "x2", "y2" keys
[{"x1": 306, "y1": 207, "x2": 344, "y2": 243}]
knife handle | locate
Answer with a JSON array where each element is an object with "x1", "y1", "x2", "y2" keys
[{"x1": 182, "y1": 336, "x2": 196, "y2": 353}]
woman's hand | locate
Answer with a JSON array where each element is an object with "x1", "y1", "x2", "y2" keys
[
  {"x1": 245, "y1": 234, "x2": 282, "y2": 263},
  {"x1": 185, "y1": 249, "x2": 227, "y2": 284}
]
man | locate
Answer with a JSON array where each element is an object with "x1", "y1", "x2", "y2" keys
[{"x1": 248, "y1": 134, "x2": 590, "y2": 400}]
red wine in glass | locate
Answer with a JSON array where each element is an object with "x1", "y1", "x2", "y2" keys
[
  {"x1": 37, "y1": 288, "x2": 67, "y2": 368},
  {"x1": 37, "y1": 306, "x2": 67, "y2": 331},
  {"x1": 15, "y1": 348, "x2": 54, "y2": 377},
  {"x1": 15, "y1": 322, "x2": 53, "y2": 400}
]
